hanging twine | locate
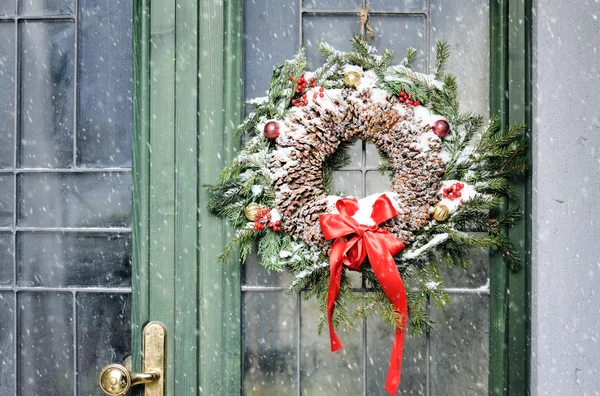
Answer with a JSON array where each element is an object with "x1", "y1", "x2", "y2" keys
[{"x1": 359, "y1": 5, "x2": 375, "y2": 40}]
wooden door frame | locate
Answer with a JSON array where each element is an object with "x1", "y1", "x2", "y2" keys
[{"x1": 130, "y1": 0, "x2": 531, "y2": 395}]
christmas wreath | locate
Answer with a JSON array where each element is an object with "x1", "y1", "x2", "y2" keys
[{"x1": 206, "y1": 37, "x2": 527, "y2": 395}]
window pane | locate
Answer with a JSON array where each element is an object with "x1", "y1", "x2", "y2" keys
[
  {"x1": 367, "y1": 317, "x2": 427, "y2": 395},
  {"x1": 77, "y1": 293, "x2": 131, "y2": 395},
  {"x1": 0, "y1": 233, "x2": 14, "y2": 286},
  {"x1": 244, "y1": 0, "x2": 300, "y2": 100},
  {"x1": 430, "y1": 294, "x2": 489, "y2": 395},
  {"x1": 303, "y1": 0, "x2": 361, "y2": 10},
  {"x1": 18, "y1": 292, "x2": 73, "y2": 395},
  {"x1": 19, "y1": 0, "x2": 74, "y2": 15},
  {"x1": 244, "y1": 251, "x2": 293, "y2": 287},
  {"x1": 300, "y1": 297, "x2": 362, "y2": 395},
  {"x1": 430, "y1": 0, "x2": 490, "y2": 116},
  {"x1": 17, "y1": 232, "x2": 131, "y2": 287},
  {"x1": 0, "y1": 292, "x2": 14, "y2": 396},
  {"x1": 368, "y1": 0, "x2": 426, "y2": 12},
  {"x1": 0, "y1": 1, "x2": 14, "y2": 15},
  {"x1": 77, "y1": 0, "x2": 132, "y2": 167},
  {"x1": 19, "y1": 21, "x2": 74, "y2": 168},
  {"x1": 0, "y1": 22, "x2": 14, "y2": 169},
  {"x1": 17, "y1": 172, "x2": 132, "y2": 228},
  {"x1": 243, "y1": 292, "x2": 297, "y2": 394},
  {"x1": 0, "y1": 173, "x2": 13, "y2": 227}
]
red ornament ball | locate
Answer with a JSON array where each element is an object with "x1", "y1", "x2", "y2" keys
[
  {"x1": 432, "y1": 120, "x2": 450, "y2": 138},
  {"x1": 264, "y1": 121, "x2": 280, "y2": 139}
]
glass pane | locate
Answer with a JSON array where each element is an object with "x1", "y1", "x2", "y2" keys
[
  {"x1": 430, "y1": 0, "x2": 490, "y2": 116},
  {"x1": 303, "y1": 14, "x2": 356, "y2": 70},
  {"x1": 303, "y1": 14, "x2": 427, "y2": 72},
  {"x1": 368, "y1": 0, "x2": 426, "y2": 12},
  {"x1": 77, "y1": 293, "x2": 131, "y2": 395},
  {"x1": 244, "y1": 250, "x2": 293, "y2": 287},
  {"x1": 430, "y1": 294, "x2": 489, "y2": 395},
  {"x1": 367, "y1": 317, "x2": 427, "y2": 395},
  {"x1": 300, "y1": 297, "x2": 362, "y2": 395},
  {"x1": 370, "y1": 15, "x2": 427, "y2": 73},
  {"x1": 365, "y1": 142, "x2": 385, "y2": 168},
  {"x1": 331, "y1": 170, "x2": 362, "y2": 197},
  {"x1": 0, "y1": 233, "x2": 14, "y2": 286},
  {"x1": 441, "y1": 236, "x2": 490, "y2": 289},
  {"x1": 0, "y1": 173, "x2": 13, "y2": 227},
  {"x1": 0, "y1": 1, "x2": 14, "y2": 15},
  {"x1": 303, "y1": 0, "x2": 360, "y2": 10},
  {"x1": 340, "y1": 140, "x2": 363, "y2": 170},
  {"x1": 17, "y1": 232, "x2": 131, "y2": 287},
  {"x1": 244, "y1": 0, "x2": 300, "y2": 100},
  {"x1": 19, "y1": 0, "x2": 74, "y2": 15},
  {"x1": 18, "y1": 292, "x2": 73, "y2": 395},
  {"x1": 0, "y1": 292, "x2": 15, "y2": 396},
  {"x1": 365, "y1": 170, "x2": 390, "y2": 196},
  {"x1": 77, "y1": 0, "x2": 132, "y2": 167},
  {"x1": 0, "y1": 22, "x2": 14, "y2": 169},
  {"x1": 243, "y1": 292, "x2": 297, "y2": 395},
  {"x1": 17, "y1": 172, "x2": 132, "y2": 227},
  {"x1": 19, "y1": 20, "x2": 74, "y2": 168}
]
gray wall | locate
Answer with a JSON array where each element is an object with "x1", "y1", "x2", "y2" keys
[{"x1": 531, "y1": 0, "x2": 600, "y2": 394}]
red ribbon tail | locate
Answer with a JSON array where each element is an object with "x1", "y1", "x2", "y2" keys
[
  {"x1": 384, "y1": 321, "x2": 406, "y2": 395},
  {"x1": 365, "y1": 235, "x2": 408, "y2": 396},
  {"x1": 327, "y1": 238, "x2": 346, "y2": 352}
]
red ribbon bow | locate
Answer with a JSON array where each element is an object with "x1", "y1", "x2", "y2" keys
[{"x1": 319, "y1": 194, "x2": 407, "y2": 396}]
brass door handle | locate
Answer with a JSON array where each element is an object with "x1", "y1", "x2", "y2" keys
[
  {"x1": 98, "y1": 321, "x2": 167, "y2": 396},
  {"x1": 99, "y1": 364, "x2": 160, "y2": 395}
]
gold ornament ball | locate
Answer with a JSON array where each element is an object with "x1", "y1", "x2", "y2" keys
[
  {"x1": 432, "y1": 204, "x2": 450, "y2": 221},
  {"x1": 245, "y1": 203, "x2": 261, "y2": 221},
  {"x1": 343, "y1": 71, "x2": 361, "y2": 89}
]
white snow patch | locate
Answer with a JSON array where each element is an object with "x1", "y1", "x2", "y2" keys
[
  {"x1": 402, "y1": 233, "x2": 449, "y2": 259},
  {"x1": 425, "y1": 281, "x2": 441, "y2": 290},
  {"x1": 357, "y1": 69, "x2": 379, "y2": 90},
  {"x1": 269, "y1": 208, "x2": 281, "y2": 222},
  {"x1": 413, "y1": 105, "x2": 446, "y2": 128},
  {"x1": 369, "y1": 88, "x2": 389, "y2": 104},
  {"x1": 412, "y1": 131, "x2": 440, "y2": 153},
  {"x1": 279, "y1": 250, "x2": 293, "y2": 258},
  {"x1": 343, "y1": 64, "x2": 363, "y2": 74},
  {"x1": 251, "y1": 185, "x2": 263, "y2": 196},
  {"x1": 439, "y1": 148, "x2": 452, "y2": 163}
]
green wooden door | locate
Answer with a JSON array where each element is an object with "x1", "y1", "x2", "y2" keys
[{"x1": 131, "y1": 1, "x2": 530, "y2": 396}]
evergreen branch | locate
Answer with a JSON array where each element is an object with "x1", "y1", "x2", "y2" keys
[{"x1": 433, "y1": 41, "x2": 451, "y2": 79}]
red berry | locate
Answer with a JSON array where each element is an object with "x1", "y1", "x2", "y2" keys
[
  {"x1": 313, "y1": 93, "x2": 318, "y2": 99},
  {"x1": 290, "y1": 76, "x2": 294, "y2": 82},
  {"x1": 459, "y1": 183, "x2": 464, "y2": 188},
  {"x1": 275, "y1": 220, "x2": 281, "y2": 225},
  {"x1": 291, "y1": 99, "x2": 296, "y2": 104},
  {"x1": 310, "y1": 77, "x2": 315, "y2": 82},
  {"x1": 415, "y1": 100, "x2": 421, "y2": 106},
  {"x1": 302, "y1": 93, "x2": 307, "y2": 99},
  {"x1": 319, "y1": 92, "x2": 324, "y2": 98},
  {"x1": 319, "y1": 87, "x2": 324, "y2": 92},
  {"x1": 456, "y1": 192, "x2": 462, "y2": 198}
]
